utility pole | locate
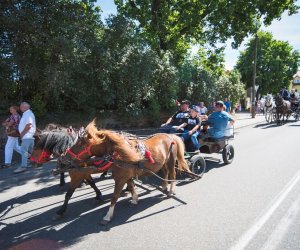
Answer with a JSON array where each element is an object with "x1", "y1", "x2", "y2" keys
[{"x1": 251, "y1": 32, "x2": 258, "y2": 118}]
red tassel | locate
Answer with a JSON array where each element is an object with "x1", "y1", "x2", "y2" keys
[{"x1": 145, "y1": 150, "x2": 155, "y2": 164}]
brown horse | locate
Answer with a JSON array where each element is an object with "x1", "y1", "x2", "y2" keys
[{"x1": 58, "y1": 121, "x2": 191, "y2": 224}]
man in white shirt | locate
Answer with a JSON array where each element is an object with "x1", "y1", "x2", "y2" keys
[
  {"x1": 14, "y1": 102, "x2": 36, "y2": 174},
  {"x1": 198, "y1": 102, "x2": 208, "y2": 115}
]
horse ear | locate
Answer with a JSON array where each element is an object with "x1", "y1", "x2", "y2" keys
[{"x1": 97, "y1": 132, "x2": 106, "y2": 141}]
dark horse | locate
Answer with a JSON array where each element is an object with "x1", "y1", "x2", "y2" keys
[
  {"x1": 30, "y1": 126, "x2": 78, "y2": 186},
  {"x1": 274, "y1": 94, "x2": 291, "y2": 124},
  {"x1": 58, "y1": 121, "x2": 191, "y2": 224},
  {"x1": 30, "y1": 126, "x2": 104, "y2": 219}
]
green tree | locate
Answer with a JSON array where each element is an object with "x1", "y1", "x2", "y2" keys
[
  {"x1": 236, "y1": 31, "x2": 300, "y2": 97},
  {"x1": 0, "y1": 0, "x2": 104, "y2": 115},
  {"x1": 214, "y1": 70, "x2": 245, "y2": 108},
  {"x1": 114, "y1": 0, "x2": 299, "y2": 62}
]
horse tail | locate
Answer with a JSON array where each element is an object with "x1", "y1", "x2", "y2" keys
[{"x1": 170, "y1": 134, "x2": 191, "y2": 173}]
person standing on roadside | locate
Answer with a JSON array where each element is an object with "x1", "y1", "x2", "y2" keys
[
  {"x1": 1, "y1": 106, "x2": 21, "y2": 168},
  {"x1": 14, "y1": 102, "x2": 36, "y2": 174},
  {"x1": 224, "y1": 98, "x2": 231, "y2": 113}
]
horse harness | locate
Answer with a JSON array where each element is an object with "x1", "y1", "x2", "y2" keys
[
  {"x1": 65, "y1": 137, "x2": 157, "y2": 172},
  {"x1": 63, "y1": 134, "x2": 186, "y2": 182}
]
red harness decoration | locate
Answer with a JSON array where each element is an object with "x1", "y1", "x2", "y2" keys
[
  {"x1": 145, "y1": 150, "x2": 155, "y2": 164},
  {"x1": 30, "y1": 150, "x2": 51, "y2": 164},
  {"x1": 93, "y1": 158, "x2": 114, "y2": 171},
  {"x1": 66, "y1": 145, "x2": 93, "y2": 160}
]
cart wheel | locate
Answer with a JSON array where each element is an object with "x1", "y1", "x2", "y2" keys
[
  {"x1": 189, "y1": 155, "x2": 206, "y2": 177},
  {"x1": 222, "y1": 145, "x2": 234, "y2": 164}
]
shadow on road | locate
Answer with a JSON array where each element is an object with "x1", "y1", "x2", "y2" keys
[
  {"x1": 0, "y1": 175, "x2": 186, "y2": 249},
  {"x1": 205, "y1": 159, "x2": 227, "y2": 173}
]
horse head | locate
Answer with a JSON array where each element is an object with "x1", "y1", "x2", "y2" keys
[
  {"x1": 275, "y1": 94, "x2": 284, "y2": 107},
  {"x1": 30, "y1": 126, "x2": 79, "y2": 166},
  {"x1": 57, "y1": 120, "x2": 141, "y2": 173},
  {"x1": 56, "y1": 121, "x2": 109, "y2": 172}
]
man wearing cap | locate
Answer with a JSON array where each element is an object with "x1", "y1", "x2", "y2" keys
[
  {"x1": 176, "y1": 105, "x2": 201, "y2": 151},
  {"x1": 160, "y1": 100, "x2": 190, "y2": 134},
  {"x1": 206, "y1": 101, "x2": 235, "y2": 139}
]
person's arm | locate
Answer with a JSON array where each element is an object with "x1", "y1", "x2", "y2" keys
[
  {"x1": 19, "y1": 123, "x2": 32, "y2": 139},
  {"x1": 161, "y1": 117, "x2": 173, "y2": 126},
  {"x1": 228, "y1": 114, "x2": 235, "y2": 124},
  {"x1": 2, "y1": 117, "x2": 12, "y2": 127},
  {"x1": 176, "y1": 122, "x2": 187, "y2": 131},
  {"x1": 188, "y1": 124, "x2": 200, "y2": 135},
  {"x1": 161, "y1": 112, "x2": 177, "y2": 126}
]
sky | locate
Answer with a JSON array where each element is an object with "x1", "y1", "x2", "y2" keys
[{"x1": 96, "y1": 0, "x2": 300, "y2": 70}]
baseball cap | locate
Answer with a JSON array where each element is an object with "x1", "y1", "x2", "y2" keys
[
  {"x1": 181, "y1": 100, "x2": 190, "y2": 105},
  {"x1": 190, "y1": 105, "x2": 200, "y2": 112},
  {"x1": 216, "y1": 101, "x2": 224, "y2": 107}
]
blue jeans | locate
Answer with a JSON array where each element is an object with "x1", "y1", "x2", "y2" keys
[
  {"x1": 181, "y1": 130, "x2": 201, "y2": 150},
  {"x1": 21, "y1": 138, "x2": 34, "y2": 168}
]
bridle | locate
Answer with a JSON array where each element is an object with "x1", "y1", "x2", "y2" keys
[
  {"x1": 30, "y1": 150, "x2": 51, "y2": 164},
  {"x1": 66, "y1": 144, "x2": 93, "y2": 161}
]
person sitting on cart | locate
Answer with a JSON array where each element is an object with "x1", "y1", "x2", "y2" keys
[
  {"x1": 206, "y1": 101, "x2": 235, "y2": 139},
  {"x1": 160, "y1": 100, "x2": 190, "y2": 134},
  {"x1": 290, "y1": 88, "x2": 299, "y2": 111},
  {"x1": 279, "y1": 88, "x2": 290, "y2": 101},
  {"x1": 175, "y1": 105, "x2": 201, "y2": 151}
]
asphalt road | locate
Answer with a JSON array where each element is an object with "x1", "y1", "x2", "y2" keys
[{"x1": 1, "y1": 120, "x2": 300, "y2": 250}]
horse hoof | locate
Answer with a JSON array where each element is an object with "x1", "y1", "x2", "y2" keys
[
  {"x1": 162, "y1": 189, "x2": 168, "y2": 195},
  {"x1": 100, "y1": 219, "x2": 110, "y2": 225},
  {"x1": 167, "y1": 192, "x2": 176, "y2": 197},
  {"x1": 52, "y1": 213, "x2": 64, "y2": 221},
  {"x1": 94, "y1": 196, "x2": 104, "y2": 203},
  {"x1": 129, "y1": 201, "x2": 138, "y2": 208}
]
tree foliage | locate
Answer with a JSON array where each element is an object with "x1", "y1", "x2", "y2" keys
[
  {"x1": 0, "y1": 0, "x2": 298, "y2": 125},
  {"x1": 236, "y1": 31, "x2": 300, "y2": 97},
  {"x1": 114, "y1": 0, "x2": 299, "y2": 61},
  {"x1": 177, "y1": 57, "x2": 244, "y2": 107}
]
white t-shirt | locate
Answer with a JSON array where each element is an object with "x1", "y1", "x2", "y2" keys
[
  {"x1": 199, "y1": 106, "x2": 208, "y2": 115},
  {"x1": 19, "y1": 109, "x2": 36, "y2": 139}
]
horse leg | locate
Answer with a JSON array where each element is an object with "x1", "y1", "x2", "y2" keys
[
  {"x1": 59, "y1": 172, "x2": 65, "y2": 186},
  {"x1": 101, "y1": 179, "x2": 127, "y2": 225},
  {"x1": 126, "y1": 178, "x2": 138, "y2": 206},
  {"x1": 160, "y1": 167, "x2": 169, "y2": 194},
  {"x1": 53, "y1": 172, "x2": 82, "y2": 220},
  {"x1": 167, "y1": 153, "x2": 176, "y2": 196},
  {"x1": 168, "y1": 169, "x2": 176, "y2": 196},
  {"x1": 85, "y1": 175, "x2": 103, "y2": 202}
]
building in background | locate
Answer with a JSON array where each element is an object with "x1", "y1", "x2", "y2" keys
[{"x1": 292, "y1": 71, "x2": 300, "y2": 92}]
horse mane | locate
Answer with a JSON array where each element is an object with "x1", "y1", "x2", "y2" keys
[
  {"x1": 85, "y1": 121, "x2": 141, "y2": 162},
  {"x1": 37, "y1": 130, "x2": 78, "y2": 155},
  {"x1": 85, "y1": 120, "x2": 99, "y2": 143}
]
